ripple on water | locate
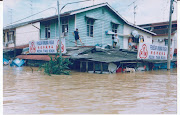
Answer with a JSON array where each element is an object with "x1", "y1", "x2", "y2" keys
[{"x1": 3, "y1": 66, "x2": 177, "y2": 114}]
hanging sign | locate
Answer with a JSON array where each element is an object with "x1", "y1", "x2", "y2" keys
[
  {"x1": 29, "y1": 38, "x2": 66, "y2": 54},
  {"x1": 137, "y1": 43, "x2": 173, "y2": 60}
]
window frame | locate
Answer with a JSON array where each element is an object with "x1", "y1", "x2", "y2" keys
[
  {"x1": 3, "y1": 33, "x2": 5, "y2": 43},
  {"x1": 112, "y1": 23, "x2": 118, "y2": 39},
  {"x1": 62, "y1": 17, "x2": 69, "y2": 36},
  {"x1": 164, "y1": 39, "x2": 172, "y2": 46},
  {"x1": 8, "y1": 31, "x2": 14, "y2": 43},
  {"x1": 87, "y1": 18, "x2": 94, "y2": 37},
  {"x1": 45, "y1": 22, "x2": 50, "y2": 39}
]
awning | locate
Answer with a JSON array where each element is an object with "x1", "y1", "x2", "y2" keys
[
  {"x1": 105, "y1": 30, "x2": 130, "y2": 37},
  {"x1": 111, "y1": 21, "x2": 121, "y2": 25},
  {"x1": 85, "y1": 15, "x2": 98, "y2": 20},
  {"x1": 16, "y1": 55, "x2": 69, "y2": 61}
]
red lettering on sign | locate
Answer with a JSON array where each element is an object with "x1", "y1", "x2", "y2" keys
[
  {"x1": 61, "y1": 42, "x2": 64, "y2": 52},
  {"x1": 30, "y1": 42, "x2": 36, "y2": 53},
  {"x1": 139, "y1": 44, "x2": 148, "y2": 59}
]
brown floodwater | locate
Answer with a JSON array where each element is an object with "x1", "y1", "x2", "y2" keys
[{"x1": 3, "y1": 66, "x2": 177, "y2": 114}]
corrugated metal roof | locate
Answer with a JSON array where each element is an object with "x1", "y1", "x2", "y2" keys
[
  {"x1": 138, "y1": 21, "x2": 177, "y2": 36},
  {"x1": 16, "y1": 55, "x2": 69, "y2": 61},
  {"x1": 3, "y1": 44, "x2": 29, "y2": 50},
  {"x1": 4, "y1": 18, "x2": 43, "y2": 30},
  {"x1": 3, "y1": 2, "x2": 156, "y2": 35},
  {"x1": 70, "y1": 48, "x2": 177, "y2": 63}
]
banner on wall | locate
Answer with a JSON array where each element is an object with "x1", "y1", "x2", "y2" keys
[
  {"x1": 29, "y1": 38, "x2": 66, "y2": 54},
  {"x1": 137, "y1": 43, "x2": 174, "y2": 60}
]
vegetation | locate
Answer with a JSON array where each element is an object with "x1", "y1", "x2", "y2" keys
[{"x1": 39, "y1": 54, "x2": 72, "y2": 76}]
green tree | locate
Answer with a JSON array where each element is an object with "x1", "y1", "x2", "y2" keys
[{"x1": 39, "y1": 54, "x2": 72, "y2": 76}]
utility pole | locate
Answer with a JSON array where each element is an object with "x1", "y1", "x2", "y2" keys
[
  {"x1": 56, "y1": 0, "x2": 91, "y2": 57},
  {"x1": 167, "y1": 0, "x2": 174, "y2": 70},
  {"x1": 57, "y1": 0, "x2": 62, "y2": 57}
]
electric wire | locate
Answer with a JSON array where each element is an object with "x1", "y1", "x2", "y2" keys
[{"x1": 5, "y1": 7, "x2": 57, "y2": 27}]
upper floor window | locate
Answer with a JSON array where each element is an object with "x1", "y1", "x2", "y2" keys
[
  {"x1": 62, "y1": 18, "x2": 68, "y2": 36},
  {"x1": 132, "y1": 37, "x2": 139, "y2": 43},
  {"x1": 45, "y1": 23, "x2": 50, "y2": 39},
  {"x1": 7, "y1": 31, "x2": 14, "y2": 43},
  {"x1": 165, "y1": 39, "x2": 172, "y2": 46},
  {"x1": 87, "y1": 18, "x2": 94, "y2": 37},
  {"x1": 3, "y1": 33, "x2": 5, "y2": 43},
  {"x1": 112, "y1": 23, "x2": 118, "y2": 39}
]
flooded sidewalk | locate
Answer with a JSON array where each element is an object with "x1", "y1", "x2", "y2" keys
[{"x1": 3, "y1": 66, "x2": 177, "y2": 114}]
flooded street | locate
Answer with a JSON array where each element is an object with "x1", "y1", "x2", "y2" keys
[{"x1": 3, "y1": 66, "x2": 177, "y2": 114}]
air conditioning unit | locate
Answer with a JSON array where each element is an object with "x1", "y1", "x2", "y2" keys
[{"x1": 158, "y1": 39, "x2": 163, "y2": 42}]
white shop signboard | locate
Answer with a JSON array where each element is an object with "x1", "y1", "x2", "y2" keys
[
  {"x1": 29, "y1": 38, "x2": 66, "y2": 54},
  {"x1": 137, "y1": 43, "x2": 174, "y2": 60}
]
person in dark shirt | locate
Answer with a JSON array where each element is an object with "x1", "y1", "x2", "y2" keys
[{"x1": 72, "y1": 28, "x2": 84, "y2": 46}]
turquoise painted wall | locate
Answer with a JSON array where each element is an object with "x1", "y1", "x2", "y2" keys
[
  {"x1": 76, "y1": 6, "x2": 124, "y2": 48},
  {"x1": 40, "y1": 6, "x2": 124, "y2": 48}
]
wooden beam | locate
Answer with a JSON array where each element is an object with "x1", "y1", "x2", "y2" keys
[
  {"x1": 93, "y1": 62, "x2": 95, "y2": 73},
  {"x1": 100, "y1": 62, "x2": 103, "y2": 74},
  {"x1": 86, "y1": 61, "x2": 88, "y2": 72},
  {"x1": 80, "y1": 61, "x2": 82, "y2": 72}
]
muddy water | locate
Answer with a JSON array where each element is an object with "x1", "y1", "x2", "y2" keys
[{"x1": 3, "y1": 66, "x2": 177, "y2": 114}]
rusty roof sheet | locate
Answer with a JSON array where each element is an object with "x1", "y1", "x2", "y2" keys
[
  {"x1": 3, "y1": 44, "x2": 29, "y2": 50},
  {"x1": 16, "y1": 55, "x2": 69, "y2": 61}
]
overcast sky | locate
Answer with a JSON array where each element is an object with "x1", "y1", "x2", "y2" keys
[{"x1": 3, "y1": 0, "x2": 177, "y2": 27}]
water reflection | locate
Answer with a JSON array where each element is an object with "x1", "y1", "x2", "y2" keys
[{"x1": 3, "y1": 66, "x2": 177, "y2": 114}]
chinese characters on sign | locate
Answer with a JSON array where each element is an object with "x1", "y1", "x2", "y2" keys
[
  {"x1": 137, "y1": 43, "x2": 174, "y2": 60},
  {"x1": 29, "y1": 39, "x2": 66, "y2": 54}
]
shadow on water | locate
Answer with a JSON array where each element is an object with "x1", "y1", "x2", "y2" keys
[{"x1": 3, "y1": 66, "x2": 177, "y2": 114}]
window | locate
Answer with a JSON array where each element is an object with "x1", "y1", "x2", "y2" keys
[
  {"x1": 45, "y1": 23, "x2": 50, "y2": 39},
  {"x1": 87, "y1": 18, "x2": 94, "y2": 37},
  {"x1": 62, "y1": 18, "x2": 68, "y2": 36},
  {"x1": 3, "y1": 33, "x2": 5, "y2": 43},
  {"x1": 132, "y1": 37, "x2": 139, "y2": 43},
  {"x1": 164, "y1": 39, "x2": 172, "y2": 46},
  {"x1": 154, "y1": 25, "x2": 168, "y2": 29},
  {"x1": 112, "y1": 23, "x2": 118, "y2": 39},
  {"x1": 7, "y1": 31, "x2": 14, "y2": 43}
]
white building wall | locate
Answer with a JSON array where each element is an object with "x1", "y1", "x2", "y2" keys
[
  {"x1": 123, "y1": 24, "x2": 153, "y2": 49},
  {"x1": 152, "y1": 31, "x2": 177, "y2": 50},
  {"x1": 173, "y1": 32, "x2": 177, "y2": 49},
  {"x1": 16, "y1": 22, "x2": 40, "y2": 46},
  {"x1": 152, "y1": 36, "x2": 166, "y2": 46}
]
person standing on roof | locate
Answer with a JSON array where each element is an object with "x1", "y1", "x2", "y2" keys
[
  {"x1": 113, "y1": 34, "x2": 119, "y2": 48},
  {"x1": 72, "y1": 28, "x2": 84, "y2": 47}
]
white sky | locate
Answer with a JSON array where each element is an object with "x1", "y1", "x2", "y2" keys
[{"x1": 3, "y1": 0, "x2": 177, "y2": 27}]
